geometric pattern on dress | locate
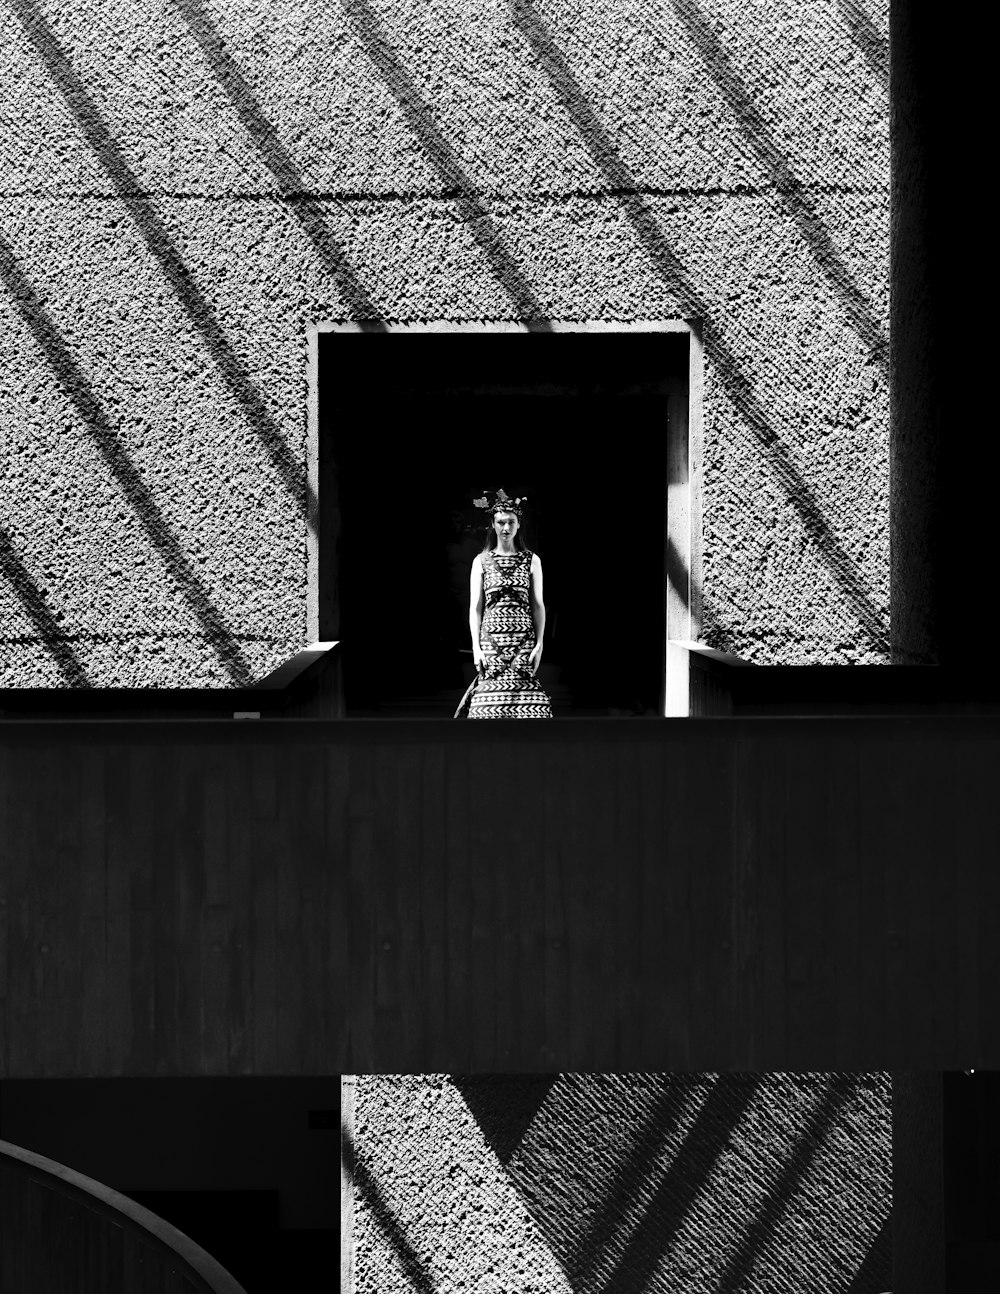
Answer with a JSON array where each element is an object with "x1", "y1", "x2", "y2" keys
[{"x1": 466, "y1": 549, "x2": 553, "y2": 719}]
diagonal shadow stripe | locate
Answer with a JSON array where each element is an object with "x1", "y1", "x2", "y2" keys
[
  {"x1": 452, "y1": 1073, "x2": 557, "y2": 1165},
  {"x1": 8, "y1": 0, "x2": 316, "y2": 527},
  {"x1": 338, "y1": 0, "x2": 553, "y2": 333},
  {"x1": 513, "y1": 0, "x2": 888, "y2": 653},
  {"x1": 0, "y1": 233, "x2": 253, "y2": 685},
  {"x1": 581, "y1": 1075, "x2": 762, "y2": 1294},
  {"x1": 703, "y1": 339, "x2": 888, "y2": 652},
  {"x1": 0, "y1": 523, "x2": 92, "y2": 686},
  {"x1": 341, "y1": 1124, "x2": 436, "y2": 1294},
  {"x1": 668, "y1": 0, "x2": 888, "y2": 369},
  {"x1": 715, "y1": 1075, "x2": 860, "y2": 1290},
  {"x1": 666, "y1": 534, "x2": 697, "y2": 613},
  {"x1": 551, "y1": 1080, "x2": 688, "y2": 1290},
  {"x1": 169, "y1": 0, "x2": 387, "y2": 335},
  {"x1": 835, "y1": 0, "x2": 889, "y2": 89}
]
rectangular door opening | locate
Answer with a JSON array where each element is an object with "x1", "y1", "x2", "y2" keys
[{"x1": 314, "y1": 326, "x2": 690, "y2": 717}]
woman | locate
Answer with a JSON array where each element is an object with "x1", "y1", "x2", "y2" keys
[{"x1": 456, "y1": 489, "x2": 553, "y2": 719}]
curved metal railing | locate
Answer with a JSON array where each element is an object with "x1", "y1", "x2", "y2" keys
[{"x1": 0, "y1": 1139, "x2": 248, "y2": 1294}]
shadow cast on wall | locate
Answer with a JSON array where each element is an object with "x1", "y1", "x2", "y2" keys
[
  {"x1": 510, "y1": 0, "x2": 889, "y2": 657},
  {"x1": 456, "y1": 1073, "x2": 892, "y2": 1294},
  {"x1": 342, "y1": 1126, "x2": 437, "y2": 1294},
  {"x1": 0, "y1": 234, "x2": 253, "y2": 686},
  {"x1": 346, "y1": 1073, "x2": 891, "y2": 1291},
  {"x1": 3, "y1": 0, "x2": 889, "y2": 685},
  {"x1": 169, "y1": 0, "x2": 388, "y2": 336},
  {"x1": 9, "y1": 0, "x2": 315, "y2": 525},
  {"x1": 0, "y1": 521, "x2": 92, "y2": 686}
]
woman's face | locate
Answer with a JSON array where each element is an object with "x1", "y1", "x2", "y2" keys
[{"x1": 493, "y1": 511, "x2": 519, "y2": 543}]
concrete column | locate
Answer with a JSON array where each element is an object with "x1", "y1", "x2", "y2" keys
[{"x1": 340, "y1": 1075, "x2": 356, "y2": 1294}]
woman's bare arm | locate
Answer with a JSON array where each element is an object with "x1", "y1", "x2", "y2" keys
[
  {"x1": 469, "y1": 554, "x2": 485, "y2": 668},
  {"x1": 529, "y1": 553, "x2": 545, "y2": 668}
]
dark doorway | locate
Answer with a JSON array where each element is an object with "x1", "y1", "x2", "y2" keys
[{"x1": 319, "y1": 330, "x2": 686, "y2": 716}]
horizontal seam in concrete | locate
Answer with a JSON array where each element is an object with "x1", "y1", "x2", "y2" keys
[
  {"x1": 0, "y1": 631, "x2": 288, "y2": 645},
  {"x1": 0, "y1": 183, "x2": 890, "y2": 205}
]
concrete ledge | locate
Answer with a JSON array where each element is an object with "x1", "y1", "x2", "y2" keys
[
  {"x1": 0, "y1": 642, "x2": 343, "y2": 719},
  {"x1": 250, "y1": 641, "x2": 339, "y2": 691},
  {"x1": 670, "y1": 639, "x2": 752, "y2": 667}
]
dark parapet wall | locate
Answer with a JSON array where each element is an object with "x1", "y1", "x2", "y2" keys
[
  {"x1": 2, "y1": 715, "x2": 999, "y2": 1077},
  {"x1": 0, "y1": 0, "x2": 888, "y2": 684},
  {"x1": 346, "y1": 1072, "x2": 892, "y2": 1294}
]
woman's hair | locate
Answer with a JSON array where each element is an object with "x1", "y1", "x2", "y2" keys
[{"x1": 481, "y1": 512, "x2": 528, "y2": 554}]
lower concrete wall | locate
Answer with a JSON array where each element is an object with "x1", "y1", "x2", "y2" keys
[{"x1": 345, "y1": 1072, "x2": 892, "y2": 1293}]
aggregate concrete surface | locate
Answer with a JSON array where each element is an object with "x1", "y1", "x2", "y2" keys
[
  {"x1": 350, "y1": 1072, "x2": 891, "y2": 1292},
  {"x1": 1, "y1": 0, "x2": 889, "y2": 683}
]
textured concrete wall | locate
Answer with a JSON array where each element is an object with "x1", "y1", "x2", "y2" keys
[
  {"x1": 0, "y1": 0, "x2": 889, "y2": 684},
  {"x1": 346, "y1": 1072, "x2": 892, "y2": 1292}
]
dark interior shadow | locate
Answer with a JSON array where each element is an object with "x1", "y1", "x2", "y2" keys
[
  {"x1": 581, "y1": 1075, "x2": 763, "y2": 1294},
  {"x1": 124, "y1": 1188, "x2": 279, "y2": 1294},
  {"x1": 715, "y1": 1075, "x2": 860, "y2": 1290},
  {"x1": 337, "y1": 0, "x2": 553, "y2": 332},
  {"x1": 512, "y1": 0, "x2": 888, "y2": 655},
  {"x1": 169, "y1": 0, "x2": 387, "y2": 335},
  {"x1": 0, "y1": 523, "x2": 92, "y2": 686},
  {"x1": 0, "y1": 233, "x2": 253, "y2": 685},
  {"x1": 341, "y1": 1124, "x2": 436, "y2": 1294},
  {"x1": 835, "y1": 0, "x2": 889, "y2": 88},
  {"x1": 668, "y1": 0, "x2": 887, "y2": 369},
  {"x1": 846, "y1": 1215, "x2": 893, "y2": 1293},
  {"x1": 9, "y1": 0, "x2": 316, "y2": 528},
  {"x1": 451, "y1": 1074, "x2": 558, "y2": 1165},
  {"x1": 326, "y1": 333, "x2": 676, "y2": 713}
]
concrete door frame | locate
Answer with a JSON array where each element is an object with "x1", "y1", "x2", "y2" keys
[{"x1": 306, "y1": 319, "x2": 703, "y2": 715}]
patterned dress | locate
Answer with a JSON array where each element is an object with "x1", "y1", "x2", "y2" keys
[{"x1": 465, "y1": 548, "x2": 553, "y2": 719}]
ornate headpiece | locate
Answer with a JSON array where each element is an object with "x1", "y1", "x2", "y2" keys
[{"x1": 472, "y1": 487, "x2": 526, "y2": 518}]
